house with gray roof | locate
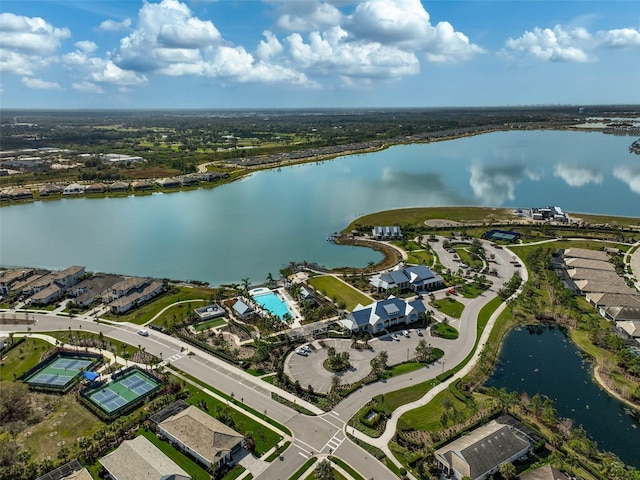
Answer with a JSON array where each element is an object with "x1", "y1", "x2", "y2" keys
[
  {"x1": 434, "y1": 419, "x2": 530, "y2": 480},
  {"x1": 370, "y1": 263, "x2": 443, "y2": 293},
  {"x1": 604, "y1": 306, "x2": 640, "y2": 322},
  {"x1": 0, "y1": 268, "x2": 34, "y2": 295},
  {"x1": 156, "y1": 405, "x2": 244, "y2": 471},
  {"x1": 194, "y1": 304, "x2": 226, "y2": 321},
  {"x1": 29, "y1": 283, "x2": 64, "y2": 306},
  {"x1": 573, "y1": 279, "x2": 635, "y2": 295},
  {"x1": 520, "y1": 464, "x2": 569, "y2": 480},
  {"x1": 340, "y1": 296, "x2": 426, "y2": 334},
  {"x1": 586, "y1": 293, "x2": 640, "y2": 309},
  {"x1": 36, "y1": 459, "x2": 92, "y2": 480},
  {"x1": 564, "y1": 257, "x2": 614, "y2": 271},
  {"x1": 563, "y1": 248, "x2": 610, "y2": 262},
  {"x1": 233, "y1": 299, "x2": 254, "y2": 319},
  {"x1": 616, "y1": 320, "x2": 640, "y2": 340},
  {"x1": 99, "y1": 435, "x2": 190, "y2": 480},
  {"x1": 372, "y1": 225, "x2": 403, "y2": 240}
]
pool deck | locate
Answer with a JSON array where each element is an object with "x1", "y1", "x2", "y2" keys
[{"x1": 249, "y1": 287, "x2": 303, "y2": 328}]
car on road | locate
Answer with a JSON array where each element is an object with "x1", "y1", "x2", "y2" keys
[
  {"x1": 137, "y1": 329, "x2": 149, "y2": 336},
  {"x1": 391, "y1": 333, "x2": 400, "y2": 341},
  {"x1": 295, "y1": 349, "x2": 308, "y2": 356},
  {"x1": 402, "y1": 330, "x2": 410, "y2": 337},
  {"x1": 301, "y1": 345, "x2": 312, "y2": 353},
  {"x1": 417, "y1": 329, "x2": 424, "y2": 336}
]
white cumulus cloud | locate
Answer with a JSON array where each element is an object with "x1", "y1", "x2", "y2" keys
[
  {"x1": 346, "y1": 0, "x2": 484, "y2": 62},
  {"x1": 0, "y1": 13, "x2": 70, "y2": 75},
  {"x1": 74, "y1": 40, "x2": 98, "y2": 54},
  {"x1": 277, "y1": 1, "x2": 342, "y2": 32},
  {"x1": 469, "y1": 164, "x2": 537, "y2": 205},
  {"x1": 72, "y1": 81, "x2": 105, "y2": 94},
  {"x1": 597, "y1": 27, "x2": 640, "y2": 49},
  {"x1": 506, "y1": 25, "x2": 592, "y2": 62},
  {"x1": 21, "y1": 77, "x2": 62, "y2": 90},
  {"x1": 553, "y1": 164, "x2": 603, "y2": 187},
  {"x1": 98, "y1": 18, "x2": 132, "y2": 32}
]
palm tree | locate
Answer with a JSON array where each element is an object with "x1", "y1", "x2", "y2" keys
[
  {"x1": 242, "y1": 277, "x2": 250, "y2": 293},
  {"x1": 266, "y1": 272, "x2": 275, "y2": 286},
  {"x1": 315, "y1": 459, "x2": 334, "y2": 480}
]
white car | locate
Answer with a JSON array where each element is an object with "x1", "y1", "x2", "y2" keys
[
  {"x1": 402, "y1": 330, "x2": 410, "y2": 337},
  {"x1": 137, "y1": 329, "x2": 149, "y2": 336},
  {"x1": 295, "y1": 349, "x2": 308, "y2": 356},
  {"x1": 391, "y1": 333, "x2": 400, "y2": 341},
  {"x1": 301, "y1": 345, "x2": 312, "y2": 353}
]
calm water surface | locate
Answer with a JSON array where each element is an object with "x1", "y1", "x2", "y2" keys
[
  {"x1": 1, "y1": 130, "x2": 638, "y2": 285},
  {"x1": 486, "y1": 324, "x2": 640, "y2": 468}
]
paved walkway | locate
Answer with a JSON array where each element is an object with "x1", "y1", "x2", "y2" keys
[{"x1": 625, "y1": 241, "x2": 640, "y2": 291}]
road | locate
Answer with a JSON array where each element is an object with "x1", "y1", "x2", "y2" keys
[{"x1": 0, "y1": 238, "x2": 521, "y2": 480}]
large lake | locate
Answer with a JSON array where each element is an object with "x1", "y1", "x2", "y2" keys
[
  {"x1": 486, "y1": 324, "x2": 640, "y2": 468},
  {"x1": 1, "y1": 130, "x2": 638, "y2": 285}
]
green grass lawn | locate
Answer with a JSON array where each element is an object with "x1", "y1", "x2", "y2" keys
[
  {"x1": 346, "y1": 207, "x2": 515, "y2": 231},
  {"x1": 458, "y1": 283, "x2": 486, "y2": 299},
  {"x1": 43, "y1": 330, "x2": 140, "y2": 360},
  {"x1": 431, "y1": 323, "x2": 459, "y2": 339},
  {"x1": 107, "y1": 286, "x2": 212, "y2": 325},
  {"x1": 0, "y1": 337, "x2": 51, "y2": 380},
  {"x1": 193, "y1": 317, "x2": 227, "y2": 331},
  {"x1": 430, "y1": 297, "x2": 465, "y2": 318},
  {"x1": 307, "y1": 275, "x2": 371, "y2": 310},
  {"x1": 453, "y1": 248, "x2": 482, "y2": 269},
  {"x1": 388, "y1": 362, "x2": 425, "y2": 376},
  {"x1": 406, "y1": 250, "x2": 434, "y2": 266},
  {"x1": 372, "y1": 379, "x2": 439, "y2": 416},
  {"x1": 328, "y1": 457, "x2": 365, "y2": 480}
]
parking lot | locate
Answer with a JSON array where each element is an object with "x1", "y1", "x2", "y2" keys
[{"x1": 285, "y1": 327, "x2": 445, "y2": 394}]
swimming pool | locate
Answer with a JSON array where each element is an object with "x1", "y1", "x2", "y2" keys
[{"x1": 250, "y1": 288, "x2": 292, "y2": 320}]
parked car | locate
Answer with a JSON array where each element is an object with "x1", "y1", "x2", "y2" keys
[
  {"x1": 402, "y1": 330, "x2": 410, "y2": 337},
  {"x1": 391, "y1": 333, "x2": 400, "y2": 341},
  {"x1": 295, "y1": 349, "x2": 308, "y2": 356},
  {"x1": 417, "y1": 329, "x2": 424, "y2": 336},
  {"x1": 301, "y1": 345, "x2": 312, "y2": 353}
]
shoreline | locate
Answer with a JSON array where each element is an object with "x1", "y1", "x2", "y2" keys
[{"x1": 0, "y1": 122, "x2": 589, "y2": 207}]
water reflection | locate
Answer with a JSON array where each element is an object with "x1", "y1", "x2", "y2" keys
[
  {"x1": 553, "y1": 164, "x2": 603, "y2": 187},
  {"x1": 468, "y1": 164, "x2": 538, "y2": 204},
  {"x1": 613, "y1": 165, "x2": 640, "y2": 195}
]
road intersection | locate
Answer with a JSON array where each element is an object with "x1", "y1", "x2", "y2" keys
[{"x1": 0, "y1": 238, "x2": 524, "y2": 480}]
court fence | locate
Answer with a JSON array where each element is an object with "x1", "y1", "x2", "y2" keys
[
  {"x1": 19, "y1": 349, "x2": 103, "y2": 394},
  {"x1": 79, "y1": 365, "x2": 163, "y2": 420}
]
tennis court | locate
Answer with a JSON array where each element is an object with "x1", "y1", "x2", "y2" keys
[
  {"x1": 25, "y1": 356, "x2": 95, "y2": 389},
  {"x1": 87, "y1": 370, "x2": 160, "y2": 414}
]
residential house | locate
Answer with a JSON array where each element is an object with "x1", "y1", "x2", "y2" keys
[
  {"x1": 434, "y1": 419, "x2": 530, "y2": 480},
  {"x1": 63, "y1": 183, "x2": 85, "y2": 195},
  {"x1": 563, "y1": 248, "x2": 610, "y2": 262},
  {"x1": 573, "y1": 280, "x2": 635, "y2": 295},
  {"x1": 299, "y1": 286, "x2": 315, "y2": 303},
  {"x1": 39, "y1": 184, "x2": 63, "y2": 196},
  {"x1": 155, "y1": 177, "x2": 180, "y2": 188},
  {"x1": 5, "y1": 187, "x2": 33, "y2": 200},
  {"x1": 340, "y1": 296, "x2": 426, "y2": 334},
  {"x1": 29, "y1": 283, "x2": 64, "y2": 306},
  {"x1": 178, "y1": 175, "x2": 199, "y2": 186},
  {"x1": 564, "y1": 258, "x2": 614, "y2": 271},
  {"x1": 70, "y1": 274, "x2": 122, "y2": 308},
  {"x1": 194, "y1": 304, "x2": 226, "y2": 321},
  {"x1": 108, "y1": 280, "x2": 165, "y2": 314},
  {"x1": 109, "y1": 181, "x2": 129, "y2": 192},
  {"x1": 156, "y1": 404, "x2": 243, "y2": 471},
  {"x1": 604, "y1": 306, "x2": 640, "y2": 322},
  {"x1": 132, "y1": 180, "x2": 153, "y2": 191},
  {"x1": 53, "y1": 266, "x2": 85, "y2": 288},
  {"x1": 99, "y1": 435, "x2": 190, "y2": 480},
  {"x1": 586, "y1": 292, "x2": 640, "y2": 309},
  {"x1": 520, "y1": 464, "x2": 569, "y2": 480},
  {"x1": 566, "y1": 268, "x2": 625, "y2": 282},
  {"x1": 0, "y1": 268, "x2": 34, "y2": 295},
  {"x1": 232, "y1": 299, "x2": 254, "y2": 319},
  {"x1": 198, "y1": 172, "x2": 229, "y2": 182},
  {"x1": 372, "y1": 225, "x2": 403, "y2": 240},
  {"x1": 36, "y1": 459, "x2": 93, "y2": 480},
  {"x1": 104, "y1": 277, "x2": 150, "y2": 302},
  {"x1": 370, "y1": 264, "x2": 443, "y2": 293},
  {"x1": 85, "y1": 183, "x2": 106, "y2": 194},
  {"x1": 616, "y1": 320, "x2": 640, "y2": 340}
]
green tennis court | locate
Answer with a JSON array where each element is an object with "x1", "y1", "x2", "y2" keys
[
  {"x1": 25, "y1": 356, "x2": 94, "y2": 388},
  {"x1": 87, "y1": 370, "x2": 160, "y2": 414}
]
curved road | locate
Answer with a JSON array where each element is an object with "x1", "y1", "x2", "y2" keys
[{"x1": 0, "y1": 238, "x2": 522, "y2": 480}]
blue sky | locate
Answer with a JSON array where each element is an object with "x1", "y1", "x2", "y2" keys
[{"x1": 1, "y1": 0, "x2": 639, "y2": 109}]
